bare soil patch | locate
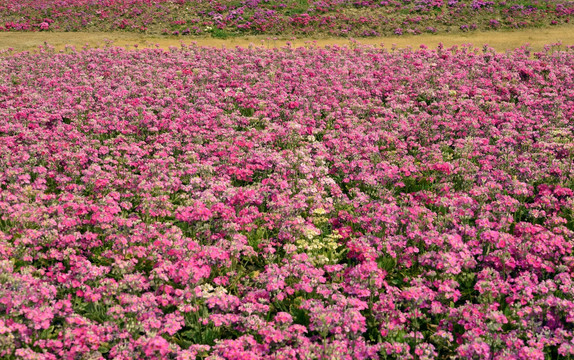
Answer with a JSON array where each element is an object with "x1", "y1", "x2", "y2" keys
[{"x1": 1, "y1": 24, "x2": 573, "y2": 53}]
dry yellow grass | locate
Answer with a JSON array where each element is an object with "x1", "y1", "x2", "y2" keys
[{"x1": 1, "y1": 24, "x2": 573, "y2": 53}]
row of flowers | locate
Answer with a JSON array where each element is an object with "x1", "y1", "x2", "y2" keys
[
  {"x1": 1, "y1": 42, "x2": 574, "y2": 359},
  {"x1": 1, "y1": 0, "x2": 573, "y2": 36}
]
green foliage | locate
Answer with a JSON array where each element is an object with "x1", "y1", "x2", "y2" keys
[
  {"x1": 416, "y1": 93, "x2": 437, "y2": 106},
  {"x1": 455, "y1": 272, "x2": 479, "y2": 305},
  {"x1": 45, "y1": 177, "x2": 61, "y2": 194},
  {"x1": 238, "y1": 106, "x2": 255, "y2": 117},
  {"x1": 210, "y1": 28, "x2": 233, "y2": 39},
  {"x1": 396, "y1": 176, "x2": 434, "y2": 195},
  {"x1": 377, "y1": 255, "x2": 397, "y2": 272},
  {"x1": 562, "y1": 206, "x2": 574, "y2": 232},
  {"x1": 72, "y1": 299, "x2": 111, "y2": 324},
  {"x1": 179, "y1": 306, "x2": 238, "y2": 346}
]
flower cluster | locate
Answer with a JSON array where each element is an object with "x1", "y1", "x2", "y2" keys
[
  {"x1": 0, "y1": 0, "x2": 572, "y2": 36},
  {"x1": 1, "y1": 42, "x2": 574, "y2": 359}
]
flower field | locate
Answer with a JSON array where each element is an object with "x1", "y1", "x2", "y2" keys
[
  {"x1": 1, "y1": 0, "x2": 573, "y2": 37},
  {"x1": 1, "y1": 42, "x2": 574, "y2": 359}
]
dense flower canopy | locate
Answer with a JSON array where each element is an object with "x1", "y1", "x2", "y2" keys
[
  {"x1": 1, "y1": 43, "x2": 574, "y2": 359},
  {"x1": 1, "y1": 0, "x2": 573, "y2": 36}
]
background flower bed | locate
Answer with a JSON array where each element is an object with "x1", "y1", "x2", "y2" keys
[
  {"x1": 1, "y1": 0, "x2": 573, "y2": 37},
  {"x1": 1, "y1": 43, "x2": 574, "y2": 359}
]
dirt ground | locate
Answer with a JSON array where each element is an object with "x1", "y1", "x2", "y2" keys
[{"x1": 1, "y1": 24, "x2": 573, "y2": 53}]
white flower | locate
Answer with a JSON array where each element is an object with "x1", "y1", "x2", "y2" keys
[{"x1": 313, "y1": 208, "x2": 327, "y2": 215}]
